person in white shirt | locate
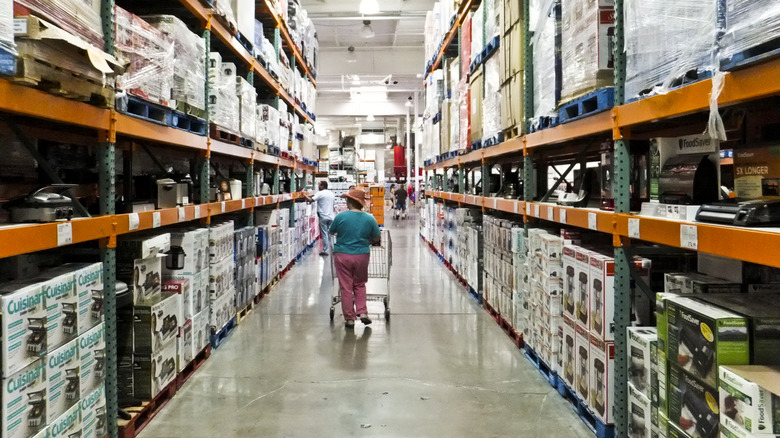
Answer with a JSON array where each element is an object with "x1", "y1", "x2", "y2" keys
[{"x1": 302, "y1": 181, "x2": 336, "y2": 256}]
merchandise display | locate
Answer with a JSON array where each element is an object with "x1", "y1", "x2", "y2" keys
[
  {"x1": 208, "y1": 57, "x2": 241, "y2": 135},
  {"x1": 46, "y1": 337, "x2": 80, "y2": 423},
  {"x1": 720, "y1": 0, "x2": 780, "y2": 69},
  {"x1": 37, "y1": 267, "x2": 78, "y2": 350},
  {"x1": 78, "y1": 323, "x2": 105, "y2": 398},
  {"x1": 560, "y1": 0, "x2": 614, "y2": 102},
  {"x1": 48, "y1": 402, "x2": 80, "y2": 438},
  {"x1": 15, "y1": 0, "x2": 103, "y2": 48},
  {"x1": 0, "y1": 281, "x2": 47, "y2": 376},
  {"x1": 80, "y1": 385, "x2": 106, "y2": 438},
  {"x1": 719, "y1": 365, "x2": 780, "y2": 436}
]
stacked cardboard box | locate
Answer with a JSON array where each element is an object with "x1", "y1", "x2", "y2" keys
[
  {"x1": 483, "y1": 215, "x2": 522, "y2": 325},
  {"x1": 500, "y1": 0, "x2": 524, "y2": 133},
  {"x1": 560, "y1": 0, "x2": 614, "y2": 103},
  {"x1": 235, "y1": 227, "x2": 257, "y2": 310},
  {"x1": 527, "y1": 229, "x2": 564, "y2": 370},
  {"x1": 208, "y1": 52, "x2": 241, "y2": 135},
  {"x1": 209, "y1": 221, "x2": 236, "y2": 332},
  {"x1": 237, "y1": 77, "x2": 257, "y2": 140}
]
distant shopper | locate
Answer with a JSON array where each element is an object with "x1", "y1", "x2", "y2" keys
[
  {"x1": 302, "y1": 181, "x2": 336, "y2": 256},
  {"x1": 329, "y1": 187, "x2": 381, "y2": 328},
  {"x1": 394, "y1": 184, "x2": 408, "y2": 219}
]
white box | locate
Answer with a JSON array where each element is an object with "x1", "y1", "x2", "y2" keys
[
  {"x1": 165, "y1": 229, "x2": 209, "y2": 276},
  {"x1": 37, "y1": 269, "x2": 78, "y2": 351},
  {"x1": 209, "y1": 256, "x2": 234, "y2": 299},
  {"x1": 628, "y1": 327, "x2": 658, "y2": 397},
  {"x1": 177, "y1": 319, "x2": 193, "y2": 372},
  {"x1": 78, "y1": 323, "x2": 105, "y2": 398},
  {"x1": 46, "y1": 338, "x2": 80, "y2": 423},
  {"x1": 133, "y1": 340, "x2": 177, "y2": 400},
  {"x1": 719, "y1": 365, "x2": 780, "y2": 435},
  {"x1": 0, "y1": 281, "x2": 47, "y2": 376},
  {"x1": 192, "y1": 309, "x2": 210, "y2": 355},
  {"x1": 562, "y1": 315, "x2": 577, "y2": 389},
  {"x1": 67, "y1": 263, "x2": 103, "y2": 334},
  {"x1": 131, "y1": 256, "x2": 163, "y2": 304},
  {"x1": 163, "y1": 278, "x2": 192, "y2": 321},
  {"x1": 590, "y1": 335, "x2": 615, "y2": 425},
  {"x1": 48, "y1": 397, "x2": 81, "y2": 438},
  {"x1": 132, "y1": 293, "x2": 181, "y2": 354},
  {"x1": 79, "y1": 385, "x2": 106, "y2": 438},
  {"x1": 721, "y1": 414, "x2": 780, "y2": 438},
  {"x1": 30, "y1": 428, "x2": 49, "y2": 438},
  {"x1": 563, "y1": 245, "x2": 578, "y2": 321},
  {"x1": 210, "y1": 288, "x2": 235, "y2": 331},
  {"x1": 2, "y1": 359, "x2": 47, "y2": 438},
  {"x1": 629, "y1": 381, "x2": 652, "y2": 438},
  {"x1": 540, "y1": 233, "x2": 564, "y2": 260},
  {"x1": 576, "y1": 323, "x2": 590, "y2": 401},
  {"x1": 591, "y1": 254, "x2": 651, "y2": 341},
  {"x1": 575, "y1": 248, "x2": 593, "y2": 329}
]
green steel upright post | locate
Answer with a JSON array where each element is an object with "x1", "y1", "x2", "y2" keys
[
  {"x1": 199, "y1": 30, "x2": 211, "y2": 204},
  {"x1": 442, "y1": 169, "x2": 450, "y2": 192},
  {"x1": 246, "y1": 163, "x2": 254, "y2": 226},
  {"x1": 458, "y1": 167, "x2": 465, "y2": 194},
  {"x1": 523, "y1": 0, "x2": 534, "y2": 136},
  {"x1": 273, "y1": 168, "x2": 280, "y2": 195}
]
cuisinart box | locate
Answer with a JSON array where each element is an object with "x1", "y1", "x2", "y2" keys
[
  {"x1": 117, "y1": 233, "x2": 171, "y2": 304},
  {"x1": 576, "y1": 323, "x2": 590, "y2": 401},
  {"x1": 629, "y1": 327, "x2": 658, "y2": 397},
  {"x1": 2, "y1": 359, "x2": 46, "y2": 438},
  {"x1": 719, "y1": 365, "x2": 780, "y2": 435},
  {"x1": 733, "y1": 144, "x2": 780, "y2": 199},
  {"x1": 191, "y1": 309, "x2": 210, "y2": 357},
  {"x1": 46, "y1": 337, "x2": 80, "y2": 423},
  {"x1": 629, "y1": 381, "x2": 652, "y2": 438},
  {"x1": 163, "y1": 278, "x2": 192, "y2": 322},
  {"x1": 0, "y1": 280, "x2": 47, "y2": 376},
  {"x1": 66, "y1": 263, "x2": 103, "y2": 334},
  {"x1": 132, "y1": 292, "x2": 181, "y2": 354},
  {"x1": 48, "y1": 402, "x2": 80, "y2": 438},
  {"x1": 133, "y1": 338, "x2": 177, "y2": 399},
  {"x1": 80, "y1": 385, "x2": 106, "y2": 438},
  {"x1": 590, "y1": 335, "x2": 615, "y2": 424},
  {"x1": 563, "y1": 315, "x2": 577, "y2": 389},
  {"x1": 667, "y1": 296, "x2": 749, "y2": 389},
  {"x1": 668, "y1": 365, "x2": 719, "y2": 438},
  {"x1": 79, "y1": 323, "x2": 105, "y2": 397},
  {"x1": 177, "y1": 319, "x2": 193, "y2": 372},
  {"x1": 36, "y1": 268, "x2": 78, "y2": 351}
]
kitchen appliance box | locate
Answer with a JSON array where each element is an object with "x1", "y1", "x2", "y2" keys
[
  {"x1": 133, "y1": 338, "x2": 178, "y2": 400},
  {"x1": 191, "y1": 309, "x2": 210, "y2": 355},
  {"x1": 652, "y1": 345, "x2": 670, "y2": 421},
  {"x1": 64, "y1": 263, "x2": 103, "y2": 335},
  {"x1": 209, "y1": 221, "x2": 235, "y2": 264},
  {"x1": 666, "y1": 295, "x2": 750, "y2": 389},
  {"x1": 721, "y1": 414, "x2": 780, "y2": 438},
  {"x1": 563, "y1": 315, "x2": 577, "y2": 389},
  {"x1": 128, "y1": 292, "x2": 181, "y2": 354},
  {"x1": 117, "y1": 233, "x2": 171, "y2": 304},
  {"x1": 209, "y1": 256, "x2": 234, "y2": 299},
  {"x1": 80, "y1": 385, "x2": 106, "y2": 438},
  {"x1": 654, "y1": 412, "x2": 670, "y2": 438},
  {"x1": 629, "y1": 327, "x2": 659, "y2": 396},
  {"x1": 590, "y1": 335, "x2": 615, "y2": 424},
  {"x1": 591, "y1": 254, "x2": 651, "y2": 341},
  {"x1": 2, "y1": 359, "x2": 47, "y2": 438},
  {"x1": 163, "y1": 278, "x2": 192, "y2": 322},
  {"x1": 48, "y1": 402, "x2": 81, "y2": 438},
  {"x1": 732, "y1": 144, "x2": 780, "y2": 199},
  {"x1": 664, "y1": 273, "x2": 743, "y2": 295},
  {"x1": 649, "y1": 135, "x2": 721, "y2": 202},
  {"x1": 47, "y1": 337, "x2": 80, "y2": 423},
  {"x1": 36, "y1": 268, "x2": 78, "y2": 351},
  {"x1": 79, "y1": 323, "x2": 105, "y2": 397},
  {"x1": 697, "y1": 253, "x2": 780, "y2": 285},
  {"x1": 630, "y1": 381, "x2": 653, "y2": 438},
  {"x1": 563, "y1": 246, "x2": 578, "y2": 321},
  {"x1": 31, "y1": 429, "x2": 49, "y2": 438},
  {"x1": 719, "y1": 365, "x2": 780, "y2": 435},
  {"x1": 0, "y1": 280, "x2": 47, "y2": 376},
  {"x1": 177, "y1": 319, "x2": 193, "y2": 372},
  {"x1": 668, "y1": 365, "x2": 719, "y2": 438},
  {"x1": 163, "y1": 229, "x2": 209, "y2": 276},
  {"x1": 576, "y1": 323, "x2": 591, "y2": 401},
  {"x1": 575, "y1": 248, "x2": 594, "y2": 331},
  {"x1": 210, "y1": 288, "x2": 235, "y2": 331}
]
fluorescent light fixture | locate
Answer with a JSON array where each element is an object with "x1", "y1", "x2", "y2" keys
[
  {"x1": 350, "y1": 85, "x2": 388, "y2": 101},
  {"x1": 359, "y1": 0, "x2": 380, "y2": 15},
  {"x1": 346, "y1": 46, "x2": 357, "y2": 63},
  {"x1": 360, "y1": 20, "x2": 375, "y2": 39}
]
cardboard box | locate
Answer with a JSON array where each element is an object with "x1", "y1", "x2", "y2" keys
[
  {"x1": 209, "y1": 256, "x2": 234, "y2": 299},
  {"x1": 664, "y1": 273, "x2": 743, "y2": 295},
  {"x1": 562, "y1": 315, "x2": 577, "y2": 389},
  {"x1": 733, "y1": 144, "x2": 780, "y2": 199},
  {"x1": 591, "y1": 255, "x2": 651, "y2": 341},
  {"x1": 31, "y1": 428, "x2": 49, "y2": 438},
  {"x1": 668, "y1": 365, "x2": 719, "y2": 438},
  {"x1": 719, "y1": 365, "x2": 780, "y2": 435},
  {"x1": 133, "y1": 339, "x2": 177, "y2": 400},
  {"x1": 629, "y1": 327, "x2": 659, "y2": 396},
  {"x1": 210, "y1": 288, "x2": 235, "y2": 331},
  {"x1": 575, "y1": 323, "x2": 590, "y2": 401},
  {"x1": 46, "y1": 338, "x2": 80, "y2": 423},
  {"x1": 667, "y1": 296, "x2": 749, "y2": 389},
  {"x1": 192, "y1": 309, "x2": 210, "y2": 355},
  {"x1": 500, "y1": 72, "x2": 524, "y2": 131},
  {"x1": 164, "y1": 229, "x2": 209, "y2": 276},
  {"x1": 503, "y1": 0, "x2": 523, "y2": 34},
  {"x1": 654, "y1": 411, "x2": 669, "y2": 438},
  {"x1": 667, "y1": 421, "x2": 691, "y2": 438},
  {"x1": 131, "y1": 292, "x2": 181, "y2": 354},
  {"x1": 563, "y1": 246, "x2": 578, "y2": 321},
  {"x1": 590, "y1": 335, "x2": 615, "y2": 424},
  {"x1": 79, "y1": 323, "x2": 105, "y2": 398},
  {"x1": 118, "y1": 233, "x2": 171, "y2": 260},
  {"x1": 117, "y1": 234, "x2": 170, "y2": 305},
  {"x1": 2, "y1": 359, "x2": 47, "y2": 438},
  {"x1": 721, "y1": 415, "x2": 780, "y2": 437},
  {"x1": 697, "y1": 253, "x2": 780, "y2": 285},
  {"x1": 37, "y1": 269, "x2": 78, "y2": 351},
  {"x1": 649, "y1": 135, "x2": 721, "y2": 202},
  {"x1": 80, "y1": 385, "x2": 106, "y2": 438},
  {"x1": 575, "y1": 248, "x2": 593, "y2": 329},
  {"x1": 652, "y1": 346, "x2": 670, "y2": 421},
  {"x1": 500, "y1": 24, "x2": 524, "y2": 83},
  {"x1": 163, "y1": 278, "x2": 192, "y2": 322},
  {"x1": 48, "y1": 400, "x2": 80, "y2": 438},
  {"x1": 67, "y1": 263, "x2": 103, "y2": 334},
  {"x1": 177, "y1": 319, "x2": 193, "y2": 372},
  {"x1": 0, "y1": 280, "x2": 48, "y2": 376},
  {"x1": 209, "y1": 221, "x2": 235, "y2": 264},
  {"x1": 630, "y1": 381, "x2": 653, "y2": 438},
  {"x1": 469, "y1": 65, "x2": 484, "y2": 144}
]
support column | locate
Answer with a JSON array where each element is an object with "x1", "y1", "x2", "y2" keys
[
  {"x1": 482, "y1": 162, "x2": 490, "y2": 197},
  {"x1": 273, "y1": 168, "x2": 280, "y2": 195},
  {"x1": 458, "y1": 167, "x2": 465, "y2": 194}
]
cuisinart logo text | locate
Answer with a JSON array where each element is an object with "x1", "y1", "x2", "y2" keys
[
  {"x1": 80, "y1": 327, "x2": 104, "y2": 349},
  {"x1": 80, "y1": 388, "x2": 103, "y2": 410},
  {"x1": 49, "y1": 344, "x2": 77, "y2": 367},
  {"x1": 7, "y1": 291, "x2": 43, "y2": 314},
  {"x1": 78, "y1": 271, "x2": 101, "y2": 286},
  {"x1": 51, "y1": 408, "x2": 79, "y2": 435},
  {"x1": 6, "y1": 362, "x2": 44, "y2": 393},
  {"x1": 45, "y1": 279, "x2": 76, "y2": 300}
]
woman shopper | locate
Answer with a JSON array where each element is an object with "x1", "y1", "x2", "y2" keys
[{"x1": 329, "y1": 187, "x2": 381, "y2": 328}]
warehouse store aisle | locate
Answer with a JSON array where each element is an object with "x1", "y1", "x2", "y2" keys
[{"x1": 138, "y1": 214, "x2": 592, "y2": 437}]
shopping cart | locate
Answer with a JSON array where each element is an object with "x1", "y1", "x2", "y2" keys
[{"x1": 329, "y1": 229, "x2": 392, "y2": 322}]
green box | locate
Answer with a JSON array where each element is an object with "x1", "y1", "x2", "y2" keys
[{"x1": 668, "y1": 365, "x2": 719, "y2": 438}]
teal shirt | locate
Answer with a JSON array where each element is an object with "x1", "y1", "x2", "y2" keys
[{"x1": 329, "y1": 211, "x2": 381, "y2": 255}]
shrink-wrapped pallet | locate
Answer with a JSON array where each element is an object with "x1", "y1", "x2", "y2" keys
[
  {"x1": 237, "y1": 77, "x2": 257, "y2": 140},
  {"x1": 458, "y1": 79, "x2": 470, "y2": 150},
  {"x1": 208, "y1": 60, "x2": 240, "y2": 135},
  {"x1": 560, "y1": 0, "x2": 614, "y2": 103},
  {"x1": 0, "y1": 0, "x2": 11, "y2": 54},
  {"x1": 471, "y1": 2, "x2": 484, "y2": 65},
  {"x1": 461, "y1": 13, "x2": 473, "y2": 79},
  {"x1": 482, "y1": 54, "x2": 502, "y2": 139},
  {"x1": 531, "y1": 0, "x2": 561, "y2": 123},
  {"x1": 15, "y1": 0, "x2": 102, "y2": 47},
  {"x1": 720, "y1": 0, "x2": 780, "y2": 69}
]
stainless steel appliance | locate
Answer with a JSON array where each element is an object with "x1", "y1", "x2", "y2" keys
[
  {"x1": 658, "y1": 155, "x2": 718, "y2": 204},
  {"x1": 6, "y1": 184, "x2": 83, "y2": 223},
  {"x1": 696, "y1": 198, "x2": 780, "y2": 226}
]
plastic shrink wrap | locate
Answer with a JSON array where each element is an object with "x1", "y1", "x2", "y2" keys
[
  {"x1": 625, "y1": 0, "x2": 717, "y2": 100},
  {"x1": 208, "y1": 59, "x2": 240, "y2": 135},
  {"x1": 237, "y1": 77, "x2": 257, "y2": 139},
  {"x1": 15, "y1": 0, "x2": 102, "y2": 48},
  {"x1": 482, "y1": 54, "x2": 502, "y2": 139},
  {"x1": 144, "y1": 15, "x2": 206, "y2": 112},
  {"x1": 531, "y1": 0, "x2": 561, "y2": 123},
  {"x1": 115, "y1": 7, "x2": 174, "y2": 106},
  {"x1": 425, "y1": 10, "x2": 436, "y2": 63},
  {"x1": 720, "y1": 0, "x2": 780, "y2": 68},
  {"x1": 214, "y1": 0, "x2": 237, "y2": 30},
  {"x1": 458, "y1": 79, "x2": 470, "y2": 151},
  {"x1": 560, "y1": 0, "x2": 614, "y2": 103},
  {"x1": 257, "y1": 104, "x2": 281, "y2": 148},
  {"x1": 483, "y1": 0, "x2": 500, "y2": 45},
  {"x1": 461, "y1": 13, "x2": 473, "y2": 79},
  {"x1": 261, "y1": 37, "x2": 278, "y2": 75},
  {"x1": 0, "y1": 0, "x2": 13, "y2": 54},
  {"x1": 449, "y1": 60, "x2": 461, "y2": 153},
  {"x1": 471, "y1": 3, "x2": 484, "y2": 65}
]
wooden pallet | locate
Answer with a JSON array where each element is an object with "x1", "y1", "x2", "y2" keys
[
  {"x1": 556, "y1": 379, "x2": 615, "y2": 438},
  {"x1": 176, "y1": 345, "x2": 211, "y2": 389},
  {"x1": 210, "y1": 124, "x2": 240, "y2": 145},
  {"x1": 119, "y1": 95, "x2": 170, "y2": 125},
  {"x1": 236, "y1": 302, "x2": 254, "y2": 324},
  {"x1": 117, "y1": 380, "x2": 177, "y2": 438},
  {"x1": 503, "y1": 125, "x2": 521, "y2": 140},
  {"x1": 12, "y1": 56, "x2": 114, "y2": 107}
]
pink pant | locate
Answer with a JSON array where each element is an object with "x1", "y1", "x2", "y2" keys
[{"x1": 333, "y1": 253, "x2": 370, "y2": 320}]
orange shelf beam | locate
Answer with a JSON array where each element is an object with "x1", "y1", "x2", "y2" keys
[
  {"x1": 210, "y1": 139, "x2": 253, "y2": 159},
  {"x1": 0, "y1": 80, "x2": 110, "y2": 130},
  {"x1": 526, "y1": 110, "x2": 613, "y2": 149},
  {"x1": 0, "y1": 217, "x2": 115, "y2": 259},
  {"x1": 115, "y1": 113, "x2": 207, "y2": 150},
  {"x1": 426, "y1": 0, "x2": 475, "y2": 79}
]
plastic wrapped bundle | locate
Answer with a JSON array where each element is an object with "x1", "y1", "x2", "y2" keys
[
  {"x1": 144, "y1": 15, "x2": 206, "y2": 112},
  {"x1": 458, "y1": 80, "x2": 470, "y2": 150},
  {"x1": 261, "y1": 37, "x2": 278, "y2": 74},
  {"x1": 483, "y1": 0, "x2": 500, "y2": 43},
  {"x1": 16, "y1": 0, "x2": 102, "y2": 48},
  {"x1": 531, "y1": 0, "x2": 561, "y2": 121},
  {"x1": 254, "y1": 20, "x2": 264, "y2": 50},
  {"x1": 425, "y1": 11, "x2": 436, "y2": 62},
  {"x1": 560, "y1": 0, "x2": 614, "y2": 103},
  {"x1": 259, "y1": 104, "x2": 281, "y2": 147},
  {"x1": 450, "y1": 98, "x2": 460, "y2": 153},
  {"x1": 720, "y1": 0, "x2": 780, "y2": 68},
  {"x1": 461, "y1": 13, "x2": 472, "y2": 79},
  {"x1": 471, "y1": 3, "x2": 484, "y2": 64},
  {"x1": 237, "y1": 77, "x2": 257, "y2": 139},
  {"x1": 482, "y1": 54, "x2": 502, "y2": 138},
  {"x1": 208, "y1": 62, "x2": 240, "y2": 134},
  {"x1": 625, "y1": 0, "x2": 718, "y2": 100},
  {"x1": 0, "y1": 0, "x2": 13, "y2": 54},
  {"x1": 214, "y1": 0, "x2": 237, "y2": 30},
  {"x1": 115, "y1": 7, "x2": 174, "y2": 106}
]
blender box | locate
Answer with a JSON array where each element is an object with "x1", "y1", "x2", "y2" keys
[
  {"x1": 80, "y1": 385, "x2": 106, "y2": 438},
  {"x1": 630, "y1": 381, "x2": 653, "y2": 438},
  {"x1": 575, "y1": 248, "x2": 593, "y2": 330},
  {"x1": 668, "y1": 365, "x2": 719, "y2": 438},
  {"x1": 667, "y1": 296, "x2": 749, "y2": 389},
  {"x1": 63, "y1": 263, "x2": 103, "y2": 334},
  {"x1": 0, "y1": 281, "x2": 47, "y2": 376},
  {"x1": 664, "y1": 273, "x2": 742, "y2": 295},
  {"x1": 576, "y1": 323, "x2": 590, "y2": 401},
  {"x1": 719, "y1": 365, "x2": 780, "y2": 435},
  {"x1": 133, "y1": 339, "x2": 177, "y2": 400},
  {"x1": 192, "y1": 309, "x2": 210, "y2": 355},
  {"x1": 590, "y1": 335, "x2": 615, "y2": 424},
  {"x1": 163, "y1": 278, "x2": 192, "y2": 322},
  {"x1": 48, "y1": 401, "x2": 80, "y2": 438},
  {"x1": 36, "y1": 268, "x2": 78, "y2": 351},
  {"x1": 563, "y1": 246, "x2": 578, "y2": 321},
  {"x1": 629, "y1": 327, "x2": 659, "y2": 396},
  {"x1": 539, "y1": 233, "x2": 564, "y2": 260},
  {"x1": 131, "y1": 292, "x2": 181, "y2": 354},
  {"x1": 563, "y1": 315, "x2": 577, "y2": 389},
  {"x1": 2, "y1": 359, "x2": 46, "y2": 438},
  {"x1": 78, "y1": 323, "x2": 105, "y2": 397},
  {"x1": 177, "y1": 319, "x2": 193, "y2": 372},
  {"x1": 195, "y1": 271, "x2": 208, "y2": 315},
  {"x1": 591, "y1": 254, "x2": 651, "y2": 341},
  {"x1": 46, "y1": 338, "x2": 79, "y2": 423}
]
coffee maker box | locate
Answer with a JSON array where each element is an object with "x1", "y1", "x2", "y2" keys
[
  {"x1": 0, "y1": 281, "x2": 47, "y2": 376},
  {"x1": 79, "y1": 323, "x2": 105, "y2": 397},
  {"x1": 590, "y1": 334, "x2": 615, "y2": 424},
  {"x1": 48, "y1": 401, "x2": 80, "y2": 438},
  {"x1": 719, "y1": 365, "x2": 780, "y2": 435},
  {"x1": 563, "y1": 246, "x2": 578, "y2": 321},
  {"x1": 667, "y1": 296, "x2": 749, "y2": 389},
  {"x1": 177, "y1": 319, "x2": 193, "y2": 372},
  {"x1": 163, "y1": 278, "x2": 192, "y2": 322},
  {"x1": 562, "y1": 315, "x2": 577, "y2": 389},
  {"x1": 630, "y1": 381, "x2": 653, "y2": 438},
  {"x1": 2, "y1": 359, "x2": 46, "y2": 438},
  {"x1": 133, "y1": 339, "x2": 177, "y2": 400},
  {"x1": 575, "y1": 248, "x2": 593, "y2": 330},
  {"x1": 36, "y1": 269, "x2": 78, "y2": 351},
  {"x1": 629, "y1": 327, "x2": 658, "y2": 397},
  {"x1": 668, "y1": 365, "x2": 719, "y2": 438},
  {"x1": 131, "y1": 292, "x2": 181, "y2": 355},
  {"x1": 576, "y1": 323, "x2": 591, "y2": 401},
  {"x1": 66, "y1": 263, "x2": 103, "y2": 334},
  {"x1": 80, "y1": 385, "x2": 106, "y2": 438},
  {"x1": 46, "y1": 337, "x2": 79, "y2": 423}
]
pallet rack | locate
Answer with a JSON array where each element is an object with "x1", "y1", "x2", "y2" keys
[{"x1": 422, "y1": 0, "x2": 780, "y2": 436}]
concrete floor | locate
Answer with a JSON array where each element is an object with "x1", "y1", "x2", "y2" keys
[{"x1": 138, "y1": 212, "x2": 593, "y2": 438}]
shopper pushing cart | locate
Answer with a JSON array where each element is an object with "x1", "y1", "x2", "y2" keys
[
  {"x1": 329, "y1": 187, "x2": 392, "y2": 327},
  {"x1": 393, "y1": 184, "x2": 408, "y2": 219}
]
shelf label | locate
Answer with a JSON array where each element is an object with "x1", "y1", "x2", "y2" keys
[
  {"x1": 221, "y1": 202, "x2": 226, "y2": 213},
  {"x1": 560, "y1": 209, "x2": 567, "y2": 224},
  {"x1": 178, "y1": 208, "x2": 186, "y2": 222},
  {"x1": 680, "y1": 225, "x2": 698, "y2": 250},
  {"x1": 152, "y1": 212, "x2": 161, "y2": 228},
  {"x1": 194, "y1": 206, "x2": 201, "y2": 219},
  {"x1": 628, "y1": 218, "x2": 641, "y2": 239},
  {"x1": 526, "y1": 203, "x2": 532, "y2": 215},
  {"x1": 588, "y1": 212, "x2": 598, "y2": 231},
  {"x1": 547, "y1": 207, "x2": 554, "y2": 221},
  {"x1": 493, "y1": 198, "x2": 498, "y2": 209},
  {"x1": 255, "y1": 197, "x2": 261, "y2": 207},
  {"x1": 514, "y1": 202, "x2": 519, "y2": 214},
  {"x1": 242, "y1": 199, "x2": 246, "y2": 209},
  {"x1": 128, "y1": 213, "x2": 140, "y2": 231},
  {"x1": 534, "y1": 204, "x2": 540, "y2": 218},
  {"x1": 57, "y1": 222, "x2": 73, "y2": 246}
]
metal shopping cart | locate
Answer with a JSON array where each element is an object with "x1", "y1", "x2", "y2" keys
[{"x1": 329, "y1": 229, "x2": 392, "y2": 322}]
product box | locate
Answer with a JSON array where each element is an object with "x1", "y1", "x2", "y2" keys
[
  {"x1": 721, "y1": 414, "x2": 780, "y2": 438},
  {"x1": 163, "y1": 278, "x2": 192, "y2": 322},
  {"x1": 210, "y1": 288, "x2": 235, "y2": 331},
  {"x1": 575, "y1": 248, "x2": 593, "y2": 329},
  {"x1": 630, "y1": 381, "x2": 653, "y2": 438},
  {"x1": 192, "y1": 309, "x2": 210, "y2": 355},
  {"x1": 132, "y1": 292, "x2": 181, "y2": 354},
  {"x1": 654, "y1": 411, "x2": 669, "y2": 438},
  {"x1": 117, "y1": 353, "x2": 134, "y2": 404},
  {"x1": 0, "y1": 281, "x2": 47, "y2": 376},
  {"x1": 67, "y1": 263, "x2": 103, "y2": 334},
  {"x1": 657, "y1": 292, "x2": 678, "y2": 356},
  {"x1": 668, "y1": 365, "x2": 719, "y2": 438},
  {"x1": 719, "y1": 365, "x2": 780, "y2": 435},
  {"x1": 469, "y1": 65, "x2": 484, "y2": 144},
  {"x1": 732, "y1": 144, "x2": 780, "y2": 199},
  {"x1": 117, "y1": 233, "x2": 170, "y2": 304},
  {"x1": 46, "y1": 338, "x2": 80, "y2": 423},
  {"x1": 48, "y1": 401, "x2": 80, "y2": 438},
  {"x1": 652, "y1": 346, "x2": 670, "y2": 420},
  {"x1": 37, "y1": 269, "x2": 78, "y2": 350},
  {"x1": 667, "y1": 421, "x2": 691, "y2": 438},
  {"x1": 667, "y1": 296, "x2": 750, "y2": 389},
  {"x1": 80, "y1": 385, "x2": 106, "y2": 438},
  {"x1": 177, "y1": 319, "x2": 193, "y2": 372},
  {"x1": 79, "y1": 323, "x2": 105, "y2": 397},
  {"x1": 590, "y1": 335, "x2": 615, "y2": 424},
  {"x1": 664, "y1": 273, "x2": 743, "y2": 295},
  {"x1": 31, "y1": 428, "x2": 49, "y2": 438},
  {"x1": 209, "y1": 256, "x2": 234, "y2": 299},
  {"x1": 563, "y1": 315, "x2": 577, "y2": 389},
  {"x1": 2, "y1": 359, "x2": 47, "y2": 438},
  {"x1": 575, "y1": 323, "x2": 590, "y2": 401},
  {"x1": 563, "y1": 246, "x2": 578, "y2": 321},
  {"x1": 592, "y1": 255, "x2": 651, "y2": 341},
  {"x1": 165, "y1": 229, "x2": 208, "y2": 276},
  {"x1": 697, "y1": 253, "x2": 780, "y2": 285},
  {"x1": 629, "y1": 327, "x2": 659, "y2": 396},
  {"x1": 132, "y1": 256, "x2": 164, "y2": 304},
  {"x1": 133, "y1": 339, "x2": 177, "y2": 400}
]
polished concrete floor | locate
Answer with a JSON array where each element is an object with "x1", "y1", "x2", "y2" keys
[{"x1": 138, "y1": 210, "x2": 592, "y2": 438}]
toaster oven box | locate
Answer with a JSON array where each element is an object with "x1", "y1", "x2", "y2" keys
[
  {"x1": 133, "y1": 339, "x2": 177, "y2": 400},
  {"x1": 0, "y1": 280, "x2": 47, "y2": 377},
  {"x1": 630, "y1": 381, "x2": 653, "y2": 438},
  {"x1": 80, "y1": 385, "x2": 106, "y2": 438},
  {"x1": 118, "y1": 233, "x2": 171, "y2": 304},
  {"x1": 163, "y1": 277, "x2": 192, "y2": 322},
  {"x1": 629, "y1": 327, "x2": 658, "y2": 397},
  {"x1": 36, "y1": 268, "x2": 78, "y2": 351},
  {"x1": 2, "y1": 359, "x2": 46, "y2": 438},
  {"x1": 590, "y1": 335, "x2": 615, "y2": 424},
  {"x1": 130, "y1": 292, "x2": 181, "y2": 355},
  {"x1": 46, "y1": 337, "x2": 80, "y2": 423},
  {"x1": 576, "y1": 323, "x2": 590, "y2": 401},
  {"x1": 79, "y1": 323, "x2": 105, "y2": 397},
  {"x1": 719, "y1": 365, "x2": 780, "y2": 435},
  {"x1": 668, "y1": 365, "x2": 719, "y2": 438}
]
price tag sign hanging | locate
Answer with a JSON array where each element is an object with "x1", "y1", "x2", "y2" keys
[
  {"x1": 680, "y1": 225, "x2": 698, "y2": 250},
  {"x1": 57, "y1": 222, "x2": 73, "y2": 246}
]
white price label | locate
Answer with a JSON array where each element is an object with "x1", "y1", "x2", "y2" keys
[
  {"x1": 526, "y1": 203, "x2": 532, "y2": 215},
  {"x1": 560, "y1": 209, "x2": 567, "y2": 224},
  {"x1": 194, "y1": 206, "x2": 201, "y2": 219},
  {"x1": 256, "y1": 197, "x2": 261, "y2": 207},
  {"x1": 128, "y1": 213, "x2": 140, "y2": 230},
  {"x1": 588, "y1": 212, "x2": 598, "y2": 231},
  {"x1": 628, "y1": 218, "x2": 641, "y2": 239},
  {"x1": 242, "y1": 199, "x2": 246, "y2": 209},
  {"x1": 514, "y1": 202, "x2": 519, "y2": 214},
  {"x1": 547, "y1": 207, "x2": 554, "y2": 220},
  {"x1": 493, "y1": 198, "x2": 498, "y2": 209},
  {"x1": 221, "y1": 202, "x2": 226, "y2": 213},
  {"x1": 152, "y1": 212, "x2": 161, "y2": 228},
  {"x1": 534, "y1": 204, "x2": 540, "y2": 217},
  {"x1": 178, "y1": 207, "x2": 186, "y2": 222},
  {"x1": 680, "y1": 225, "x2": 698, "y2": 250},
  {"x1": 57, "y1": 222, "x2": 73, "y2": 246}
]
